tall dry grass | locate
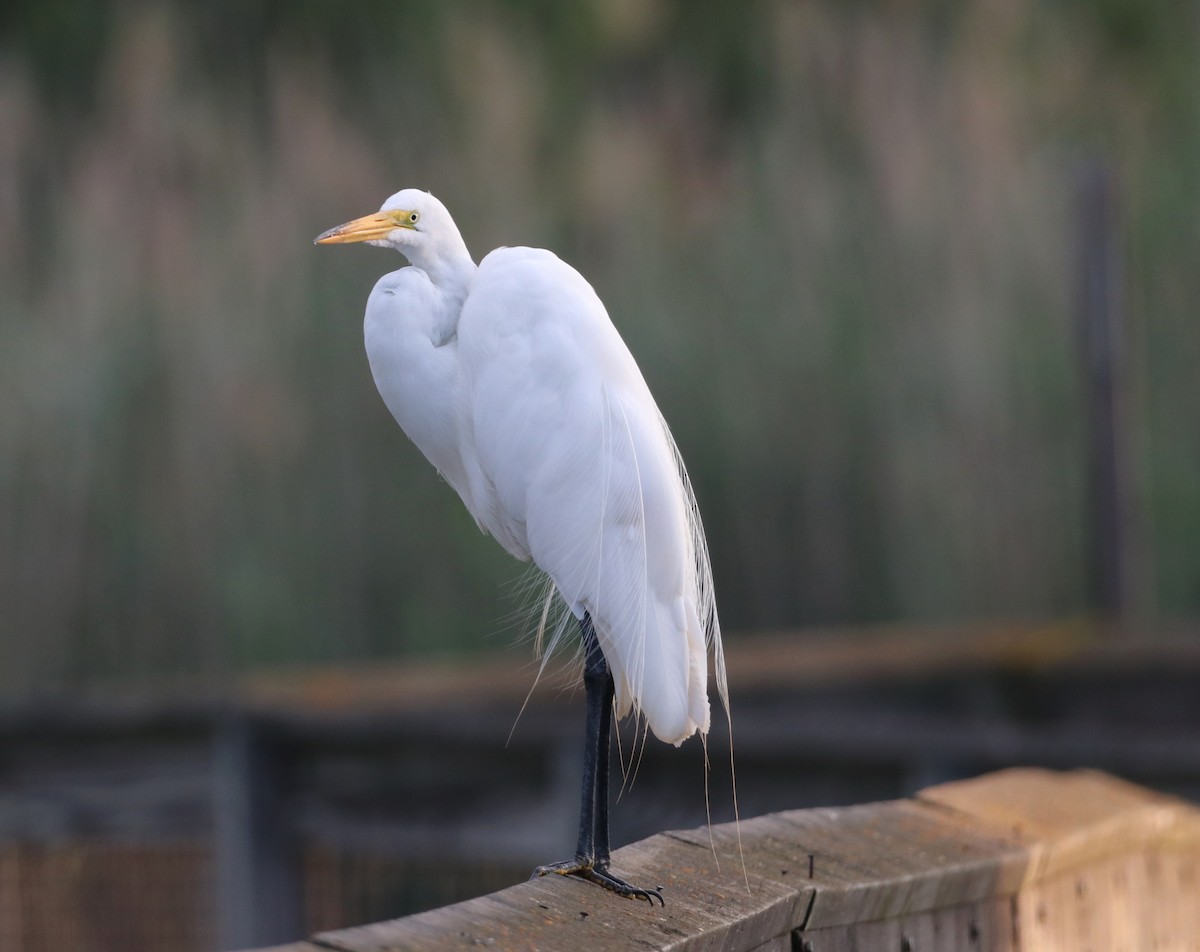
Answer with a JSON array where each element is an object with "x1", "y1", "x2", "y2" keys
[{"x1": 1, "y1": 0, "x2": 1196, "y2": 696}]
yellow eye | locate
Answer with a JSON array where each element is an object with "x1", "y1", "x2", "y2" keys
[{"x1": 408, "y1": 211, "x2": 420, "y2": 225}]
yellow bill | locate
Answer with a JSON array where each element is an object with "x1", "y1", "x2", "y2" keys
[{"x1": 314, "y1": 209, "x2": 415, "y2": 245}]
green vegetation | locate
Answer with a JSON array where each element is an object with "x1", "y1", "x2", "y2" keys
[{"x1": 1, "y1": 0, "x2": 1197, "y2": 695}]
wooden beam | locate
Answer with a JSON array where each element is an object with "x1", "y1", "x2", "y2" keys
[{"x1": 240, "y1": 768, "x2": 1200, "y2": 951}]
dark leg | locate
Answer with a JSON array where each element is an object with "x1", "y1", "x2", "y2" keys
[
  {"x1": 592, "y1": 646, "x2": 614, "y2": 868},
  {"x1": 531, "y1": 614, "x2": 663, "y2": 905}
]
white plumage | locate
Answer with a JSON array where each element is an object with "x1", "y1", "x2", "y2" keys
[{"x1": 317, "y1": 188, "x2": 727, "y2": 748}]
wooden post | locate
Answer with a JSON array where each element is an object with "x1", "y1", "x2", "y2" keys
[
  {"x1": 1076, "y1": 158, "x2": 1136, "y2": 621},
  {"x1": 0, "y1": 845, "x2": 22, "y2": 952},
  {"x1": 214, "y1": 714, "x2": 303, "y2": 950}
]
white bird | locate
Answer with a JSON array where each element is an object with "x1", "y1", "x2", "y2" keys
[{"x1": 316, "y1": 189, "x2": 728, "y2": 903}]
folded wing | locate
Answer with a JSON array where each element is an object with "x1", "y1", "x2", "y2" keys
[{"x1": 457, "y1": 248, "x2": 725, "y2": 745}]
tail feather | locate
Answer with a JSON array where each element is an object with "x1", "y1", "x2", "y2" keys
[{"x1": 658, "y1": 409, "x2": 728, "y2": 726}]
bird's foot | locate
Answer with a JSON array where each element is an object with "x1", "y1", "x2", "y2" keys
[{"x1": 532, "y1": 858, "x2": 664, "y2": 906}]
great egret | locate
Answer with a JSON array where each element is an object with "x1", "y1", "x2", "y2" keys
[{"x1": 315, "y1": 190, "x2": 728, "y2": 903}]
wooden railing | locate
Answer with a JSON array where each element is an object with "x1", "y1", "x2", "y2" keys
[{"x1": 253, "y1": 768, "x2": 1200, "y2": 951}]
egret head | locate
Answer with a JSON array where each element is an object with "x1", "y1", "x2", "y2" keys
[{"x1": 315, "y1": 189, "x2": 471, "y2": 275}]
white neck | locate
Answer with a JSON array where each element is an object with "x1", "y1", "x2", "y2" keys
[{"x1": 403, "y1": 226, "x2": 476, "y2": 304}]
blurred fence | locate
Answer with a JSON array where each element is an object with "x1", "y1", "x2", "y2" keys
[{"x1": 2, "y1": 621, "x2": 1200, "y2": 951}]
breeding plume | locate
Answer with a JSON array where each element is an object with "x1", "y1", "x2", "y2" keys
[{"x1": 316, "y1": 190, "x2": 727, "y2": 902}]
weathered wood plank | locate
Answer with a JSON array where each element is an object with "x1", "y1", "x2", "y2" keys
[
  {"x1": 239, "y1": 768, "x2": 1200, "y2": 952},
  {"x1": 794, "y1": 898, "x2": 1016, "y2": 952},
  {"x1": 667, "y1": 798, "x2": 1025, "y2": 930},
  {"x1": 919, "y1": 767, "x2": 1200, "y2": 880},
  {"x1": 920, "y1": 768, "x2": 1200, "y2": 952},
  {"x1": 314, "y1": 834, "x2": 802, "y2": 952},
  {"x1": 744, "y1": 937, "x2": 790, "y2": 952}
]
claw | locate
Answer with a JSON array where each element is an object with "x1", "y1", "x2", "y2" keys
[
  {"x1": 583, "y1": 866, "x2": 664, "y2": 905},
  {"x1": 532, "y1": 860, "x2": 664, "y2": 906}
]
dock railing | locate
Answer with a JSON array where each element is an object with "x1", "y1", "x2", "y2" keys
[{"x1": 253, "y1": 767, "x2": 1200, "y2": 952}]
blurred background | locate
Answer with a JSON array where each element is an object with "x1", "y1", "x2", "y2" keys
[{"x1": 1, "y1": 0, "x2": 1198, "y2": 949}]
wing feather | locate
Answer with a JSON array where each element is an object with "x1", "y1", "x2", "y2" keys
[{"x1": 458, "y1": 247, "x2": 724, "y2": 744}]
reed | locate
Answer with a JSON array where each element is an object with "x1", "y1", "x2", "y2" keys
[{"x1": 1, "y1": 1, "x2": 1196, "y2": 696}]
